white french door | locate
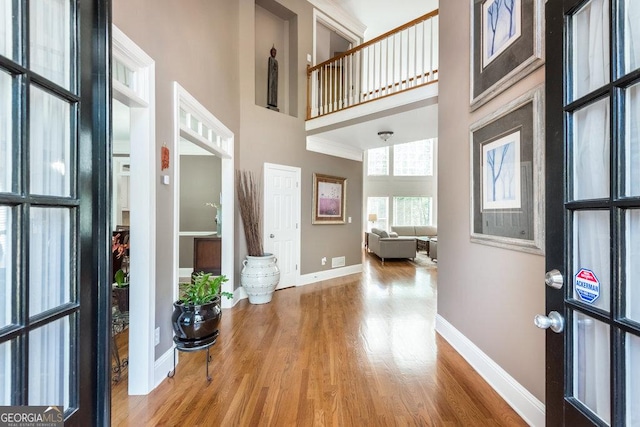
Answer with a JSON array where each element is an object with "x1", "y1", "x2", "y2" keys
[{"x1": 544, "y1": 0, "x2": 640, "y2": 425}]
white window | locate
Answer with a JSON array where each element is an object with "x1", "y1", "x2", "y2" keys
[
  {"x1": 367, "y1": 146, "x2": 389, "y2": 176},
  {"x1": 393, "y1": 139, "x2": 434, "y2": 176},
  {"x1": 393, "y1": 196, "x2": 432, "y2": 225},
  {"x1": 367, "y1": 197, "x2": 388, "y2": 231}
]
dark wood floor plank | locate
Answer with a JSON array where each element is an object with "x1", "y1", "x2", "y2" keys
[{"x1": 111, "y1": 252, "x2": 527, "y2": 426}]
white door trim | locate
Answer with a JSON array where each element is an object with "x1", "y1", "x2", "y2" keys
[
  {"x1": 263, "y1": 162, "x2": 301, "y2": 288},
  {"x1": 112, "y1": 26, "x2": 156, "y2": 395}
]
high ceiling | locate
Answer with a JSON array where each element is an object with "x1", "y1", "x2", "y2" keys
[{"x1": 332, "y1": 0, "x2": 439, "y2": 40}]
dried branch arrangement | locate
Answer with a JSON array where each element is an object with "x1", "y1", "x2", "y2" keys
[{"x1": 236, "y1": 170, "x2": 263, "y2": 256}]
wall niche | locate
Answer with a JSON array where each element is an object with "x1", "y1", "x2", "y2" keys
[{"x1": 254, "y1": 0, "x2": 298, "y2": 118}]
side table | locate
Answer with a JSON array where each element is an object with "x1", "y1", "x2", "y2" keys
[{"x1": 168, "y1": 330, "x2": 219, "y2": 381}]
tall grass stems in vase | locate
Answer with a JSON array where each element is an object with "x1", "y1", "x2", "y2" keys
[{"x1": 236, "y1": 170, "x2": 263, "y2": 256}]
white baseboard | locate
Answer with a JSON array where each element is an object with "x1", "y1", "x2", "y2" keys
[
  {"x1": 435, "y1": 315, "x2": 545, "y2": 427},
  {"x1": 179, "y1": 267, "x2": 193, "y2": 278},
  {"x1": 298, "y1": 263, "x2": 362, "y2": 286},
  {"x1": 154, "y1": 346, "x2": 175, "y2": 388}
]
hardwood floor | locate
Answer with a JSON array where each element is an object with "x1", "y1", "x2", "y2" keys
[{"x1": 111, "y1": 252, "x2": 526, "y2": 426}]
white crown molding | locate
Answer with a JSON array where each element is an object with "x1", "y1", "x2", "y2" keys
[
  {"x1": 307, "y1": 0, "x2": 367, "y2": 38},
  {"x1": 306, "y1": 136, "x2": 363, "y2": 161},
  {"x1": 435, "y1": 315, "x2": 546, "y2": 427}
]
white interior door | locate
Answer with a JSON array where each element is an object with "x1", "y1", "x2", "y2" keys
[{"x1": 264, "y1": 163, "x2": 300, "y2": 289}]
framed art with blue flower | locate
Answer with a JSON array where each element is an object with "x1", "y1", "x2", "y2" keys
[{"x1": 470, "y1": 0, "x2": 544, "y2": 110}]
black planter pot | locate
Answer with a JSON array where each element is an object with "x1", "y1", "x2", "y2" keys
[{"x1": 171, "y1": 297, "x2": 221, "y2": 343}]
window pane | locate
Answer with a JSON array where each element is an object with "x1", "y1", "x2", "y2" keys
[
  {"x1": 627, "y1": 210, "x2": 640, "y2": 322},
  {"x1": 626, "y1": 83, "x2": 640, "y2": 197},
  {"x1": 29, "y1": 207, "x2": 71, "y2": 317},
  {"x1": 572, "y1": 98, "x2": 610, "y2": 200},
  {"x1": 367, "y1": 147, "x2": 388, "y2": 176},
  {"x1": 573, "y1": 312, "x2": 610, "y2": 425},
  {"x1": 623, "y1": 0, "x2": 640, "y2": 74},
  {"x1": 627, "y1": 333, "x2": 640, "y2": 427},
  {"x1": 112, "y1": 58, "x2": 134, "y2": 90},
  {"x1": 572, "y1": 0, "x2": 610, "y2": 100},
  {"x1": 393, "y1": 197, "x2": 432, "y2": 226},
  {"x1": 0, "y1": 0, "x2": 12, "y2": 60},
  {"x1": 0, "y1": 70, "x2": 12, "y2": 193},
  {"x1": 30, "y1": 86, "x2": 71, "y2": 197},
  {"x1": 393, "y1": 140, "x2": 433, "y2": 176},
  {"x1": 30, "y1": 0, "x2": 71, "y2": 89},
  {"x1": 0, "y1": 206, "x2": 12, "y2": 328},
  {"x1": 573, "y1": 210, "x2": 610, "y2": 312},
  {"x1": 28, "y1": 315, "x2": 72, "y2": 408},
  {"x1": 367, "y1": 196, "x2": 388, "y2": 231},
  {"x1": 0, "y1": 340, "x2": 12, "y2": 405}
]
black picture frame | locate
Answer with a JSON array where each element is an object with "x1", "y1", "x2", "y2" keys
[
  {"x1": 470, "y1": 0, "x2": 544, "y2": 110},
  {"x1": 470, "y1": 85, "x2": 545, "y2": 254}
]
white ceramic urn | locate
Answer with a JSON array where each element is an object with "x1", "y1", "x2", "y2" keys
[{"x1": 240, "y1": 253, "x2": 280, "y2": 304}]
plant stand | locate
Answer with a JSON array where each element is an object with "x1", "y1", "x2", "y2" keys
[
  {"x1": 167, "y1": 330, "x2": 219, "y2": 381},
  {"x1": 111, "y1": 309, "x2": 129, "y2": 383}
]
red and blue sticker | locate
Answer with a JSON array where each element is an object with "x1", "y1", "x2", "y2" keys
[{"x1": 575, "y1": 268, "x2": 600, "y2": 304}]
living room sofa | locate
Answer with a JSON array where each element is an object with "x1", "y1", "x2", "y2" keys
[
  {"x1": 391, "y1": 225, "x2": 438, "y2": 261},
  {"x1": 367, "y1": 228, "x2": 416, "y2": 264},
  {"x1": 390, "y1": 225, "x2": 437, "y2": 239}
]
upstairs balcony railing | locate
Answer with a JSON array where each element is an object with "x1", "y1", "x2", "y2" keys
[{"x1": 306, "y1": 10, "x2": 439, "y2": 120}]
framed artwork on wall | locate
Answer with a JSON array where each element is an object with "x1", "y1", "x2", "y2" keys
[
  {"x1": 470, "y1": 0, "x2": 544, "y2": 110},
  {"x1": 470, "y1": 85, "x2": 544, "y2": 254},
  {"x1": 312, "y1": 173, "x2": 347, "y2": 224}
]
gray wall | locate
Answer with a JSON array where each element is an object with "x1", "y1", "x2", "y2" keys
[
  {"x1": 239, "y1": 0, "x2": 363, "y2": 276},
  {"x1": 438, "y1": 2, "x2": 546, "y2": 402},
  {"x1": 114, "y1": 0, "x2": 363, "y2": 359}
]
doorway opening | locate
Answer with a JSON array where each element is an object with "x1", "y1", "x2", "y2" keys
[
  {"x1": 111, "y1": 26, "x2": 156, "y2": 395},
  {"x1": 172, "y1": 83, "x2": 235, "y2": 312}
]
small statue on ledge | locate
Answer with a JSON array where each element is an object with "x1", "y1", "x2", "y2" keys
[{"x1": 267, "y1": 45, "x2": 279, "y2": 112}]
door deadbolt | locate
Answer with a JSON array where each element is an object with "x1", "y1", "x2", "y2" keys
[{"x1": 545, "y1": 269, "x2": 563, "y2": 289}]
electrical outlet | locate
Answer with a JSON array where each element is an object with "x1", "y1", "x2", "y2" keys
[
  {"x1": 154, "y1": 327, "x2": 160, "y2": 345},
  {"x1": 321, "y1": 257, "x2": 327, "y2": 266}
]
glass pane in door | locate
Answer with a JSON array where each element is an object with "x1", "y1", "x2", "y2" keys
[
  {"x1": 573, "y1": 210, "x2": 610, "y2": 311},
  {"x1": 0, "y1": 206, "x2": 12, "y2": 328},
  {"x1": 623, "y1": 0, "x2": 640, "y2": 74},
  {"x1": 573, "y1": 311, "x2": 611, "y2": 425},
  {"x1": 0, "y1": 0, "x2": 12, "y2": 60},
  {"x1": 627, "y1": 333, "x2": 640, "y2": 426},
  {"x1": 29, "y1": 0, "x2": 71, "y2": 89},
  {"x1": 28, "y1": 316, "x2": 71, "y2": 408},
  {"x1": 0, "y1": 340, "x2": 12, "y2": 405},
  {"x1": 0, "y1": 70, "x2": 12, "y2": 193},
  {"x1": 572, "y1": 0, "x2": 610, "y2": 101},
  {"x1": 626, "y1": 82, "x2": 640, "y2": 197},
  {"x1": 29, "y1": 207, "x2": 71, "y2": 317},
  {"x1": 627, "y1": 210, "x2": 640, "y2": 322},
  {"x1": 29, "y1": 86, "x2": 71, "y2": 197},
  {"x1": 572, "y1": 98, "x2": 610, "y2": 200}
]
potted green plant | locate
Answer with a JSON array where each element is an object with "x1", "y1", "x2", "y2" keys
[
  {"x1": 112, "y1": 268, "x2": 130, "y2": 312},
  {"x1": 171, "y1": 272, "x2": 232, "y2": 347},
  {"x1": 236, "y1": 170, "x2": 280, "y2": 304}
]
